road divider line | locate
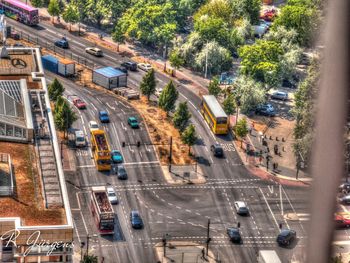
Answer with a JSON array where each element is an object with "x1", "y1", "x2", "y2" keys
[
  {"x1": 259, "y1": 187, "x2": 280, "y2": 229},
  {"x1": 106, "y1": 102, "x2": 116, "y2": 110}
]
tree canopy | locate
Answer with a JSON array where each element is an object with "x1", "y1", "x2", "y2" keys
[
  {"x1": 140, "y1": 69, "x2": 157, "y2": 100},
  {"x1": 48, "y1": 78, "x2": 65, "y2": 102},
  {"x1": 181, "y1": 124, "x2": 197, "y2": 155},
  {"x1": 173, "y1": 102, "x2": 191, "y2": 131},
  {"x1": 158, "y1": 81, "x2": 179, "y2": 114}
]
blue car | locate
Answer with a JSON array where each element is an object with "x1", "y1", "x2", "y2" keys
[
  {"x1": 54, "y1": 38, "x2": 69, "y2": 49},
  {"x1": 99, "y1": 110, "x2": 110, "y2": 123},
  {"x1": 111, "y1": 150, "x2": 123, "y2": 163}
]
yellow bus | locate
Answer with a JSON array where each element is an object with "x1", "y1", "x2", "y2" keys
[
  {"x1": 91, "y1": 129, "x2": 111, "y2": 171},
  {"x1": 201, "y1": 95, "x2": 229, "y2": 135}
]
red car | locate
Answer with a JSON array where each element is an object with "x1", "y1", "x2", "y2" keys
[
  {"x1": 335, "y1": 212, "x2": 350, "y2": 228},
  {"x1": 73, "y1": 98, "x2": 86, "y2": 109},
  {"x1": 260, "y1": 9, "x2": 277, "y2": 22}
]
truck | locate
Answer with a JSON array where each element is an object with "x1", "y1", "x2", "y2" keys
[
  {"x1": 257, "y1": 250, "x2": 282, "y2": 263},
  {"x1": 91, "y1": 186, "x2": 114, "y2": 235}
]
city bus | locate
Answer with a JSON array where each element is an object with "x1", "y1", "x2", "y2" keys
[
  {"x1": 91, "y1": 186, "x2": 114, "y2": 235},
  {"x1": 201, "y1": 95, "x2": 229, "y2": 135},
  {"x1": 0, "y1": 0, "x2": 39, "y2": 25},
  {"x1": 90, "y1": 129, "x2": 111, "y2": 171}
]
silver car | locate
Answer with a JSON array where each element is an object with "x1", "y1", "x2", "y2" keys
[
  {"x1": 271, "y1": 91, "x2": 288, "y2": 101},
  {"x1": 106, "y1": 186, "x2": 118, "y2": 204}
]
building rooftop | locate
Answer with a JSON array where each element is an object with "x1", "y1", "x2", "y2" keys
[{"x1": 94, "y1": 66, "x2": 126, "y2": 77}]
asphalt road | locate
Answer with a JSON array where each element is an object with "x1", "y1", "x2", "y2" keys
[{"x1": 16, "y1": 19, "x2": 319, "y2": 262}]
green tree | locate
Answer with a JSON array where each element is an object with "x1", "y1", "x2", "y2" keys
[
  {"x1": 234, "y1": 118, "x2": 248, "y2": 145},
  {"x1": 272, "y1": 4, "x2": 320, "y2": 47},
  {"x1": 173, "y1": 102, "x2": 191, "y2": 132},
  {"x1": 181, "y1": 124, "x2": 197, "y2": 155},
  {"x1": 112, "y1": 23, "x2": 126, "y2": 52},
  {"x1": 233, "y1": 76, "x2": 265, "y2": 114},
  {"x1": 48, "y1": 0, "x2": 61, "y2": 22},
  {"x1": 195, "y1": 41, "x2": 232, "y2": 76},
  {"x1": 231, "y1": 0, "x2": 261, "y2": 24},
  {"x1": 169, "y1": 49, "x2": 184, "y2": 76},
  {"x1": 48, "y1": 78, "x2": 65, "y2": 102},
  {"x1": 54, "y1": 97, "x2": 77, "y2": 136},
  {"x1": 62, "y1": 2, "x2": 80, "y2": 31},
  {"x1": 158, "y1": 81, "x2": 179, "y2": 114},
  {"x1": 85, "y1": 0, "x2": 111, "y2": 28},
  {"x1": 180, "y1": 32, "x2": 204, "y2": 67},
  {"x1": 31, "y1": 0, "x2": 43, "y2": 8},
  {"x1": 208, "y1": 77, "x2": 221, "y2": 97},
  {"x1": 140, "y1": 69, "x2": 156, "y2": 100},
  {"x1": 82, "y1": 254, "x2": 98, "y2": 263},
  {"x1": 223, "y1": 94, "x2": 236, "y2": 115}
]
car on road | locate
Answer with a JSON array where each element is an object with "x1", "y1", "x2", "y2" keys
[
  {"x1": 116, "y1": 165, "x2": 128, "y2": 180},
  {"x1": 111, "y1": 150, "x2": 123, "y2": 163},
  {"x1": 128, "y1": 117, "x2": 139, "y2": 128},
  {"x1": 335, "y1": 212, "x2": 350, "y2": 228},
  {"x1": 73, "y1": 98, "x2": 86, "y2": 109},
  {"x1": 210, "y1": 144, "x2": 224, "y2": 157},
  {"x1": 271, "y1": 91, "x2": 288, "y2": 101},
  {"x1": 234, "y1": 201, "x2": 249, "y2": 216},
  {"x1": 137, "y1": 63, "x2": 152, "y2": 72},
  {"x1": 121, "y1": 61, "x2": 137, "y2": 71},
  {"x1": 99, "y1": 110, "x2": 110, "y2": 123},
  {"x1": 106, "y1": 186, "x2": 118, "y2": 205},
  {"x1": 276, "y1": 229, "x2": 296, "y2": 246},
  {"x1": 54, "y1": 37, "x2": 69, "y2": 49},
  {"x1": 255, "y1": 104, "x2": 276, "y2": 117},
  {"x1": 339, "y1": 182, "x2": 350, "y2": 193},
  {"x1": 339, "y1": 195, "x2": 350, "y2": 205},
  {"x1": 85, "y1": 47, "x2": 103, "y2": 57},
  {"x1": 88, "y1": 121, "x2": 99, "y2": 131},
  {"x1": 226, "y1": 227, "x2": 242, "y2": 243},
  {"x1": 130, "y1": 210, "x2": 144, "y2": 229}
]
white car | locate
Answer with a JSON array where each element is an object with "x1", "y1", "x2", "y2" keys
[
  {"x1": 155, "y1": 88, "x2": 163, "y2": 97},
  {"x1": 234, "y1": 201, "x2": 249, "y2": 215},
  {"x1": 88, "y1": 121, "x2": 99, "y2": 131},
  {"x1": 137, "y1": 63, "x2": 152, "y2": 72},
  {"x1": 85, "y1": 47, "x2": 103, "y2": 57},
  {"x1": 106, "y1": 186, "x2": 118, "y2": 205}
]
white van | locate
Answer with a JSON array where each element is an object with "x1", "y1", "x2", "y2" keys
[{"x1": 74, "y1": 130, "x2": 85, "y2": 147}]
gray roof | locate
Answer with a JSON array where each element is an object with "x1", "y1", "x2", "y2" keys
[{"x1": 202, "y1": 95, "x2": 227, "y2": 118}]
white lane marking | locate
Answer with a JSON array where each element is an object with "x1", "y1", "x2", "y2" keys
[
  {"x1": 121, "y1": 122, "x2": 127, "y2": 130},
  {"x1": 83, "y1": 125, "x2": 87, "y2": 135},
  {"x1": 106, "y1": 102, "x2": 116, "y2": 110},
  {"x1": 73, "y1": 221, "x2": 81, "y2": 243},
  {"x1": 259, "y1": 187, "x2": 280, "y2": 229},
  {"x1": 77, "y1": 164, "x2": 95, "y2": 168},
  {"x1": 139, "y1": 151, "x2": 143, "y2": 158},
  {"x1": 105, "y1": 108, "x2": 110, "y2": 114},
  {"x1": 104, "y1": 54, "x2": 119, "y2": 61},
  {"x1": 90, "y1": 103, "x2": 97, "y2": 111},
  {"x1": 122, "y1": 161, "x2": 160, "y2": 165},
  {"x1": 119, "y1": 101, "x2": 131, "y2": 109},
  {"x1": 268, "y1": 185, "x2": 274, "y2": 194},
  {"x1": 97, "y1": 98, "x2": 102, "y2": 104},
  {"x1": 111, "y1": 123, "x2": 123, "y2": 151},
  {"x1": 145, "y1": 143, "x2": 151, "y2": 152},
  {"x1": 115, "y1": 101, "x2": 119, "y2": 106}
]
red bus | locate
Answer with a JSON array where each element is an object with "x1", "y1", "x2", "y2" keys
[
  {"x1": 0, "y1": 0, "x2": 39, "y2": 25},
  {"x1": 91, "y1": 186, "x2": 115, "y2": 235}
]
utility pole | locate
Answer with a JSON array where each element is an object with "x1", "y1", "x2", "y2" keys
[
  {"x1": 86, "y1": 234, "x2": 90, "y2": 257},
  {"x1": 204, "y1": 42, "x2": 208, "y2": 79},
  {"x1": 168, "y1": 136, "x2": 173, "y2": 172},
  {"x1": 162, "y1": 237, "x2": 167, "y2": 257},
  {"x1": 206, "y1": 219, "x2": 211, "y2": 257},
  {"x1": 279, "y1": 184, "x2": 283, "y2": 216}
]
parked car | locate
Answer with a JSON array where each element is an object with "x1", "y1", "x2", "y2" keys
[
  {"x1": 99, "y1": 110, "x2": 110, "y2": 123},
  {"x1": 234, "y1": 201, "x2": 249, "y2": 216},
  {"x1": 54, "y1": 37, "x2": 69, "y2": 49},
  {"x1": 85, "y1": 47, "x2": 103, "y2": 57},
  {"x1": 335, "y1": 212, "x2": 350, "y2": 228},
  {"x1": 88, "y1": 121, "x2": 99, "y2": 131},
  {"x1": 137, "y1": 63, "x2": 152, "y2": 72},
  {"x1": 111, "y1": 150, "x2": 123, "y2": 163},
  {"x1": 226, "y1": 227, "x2": 242, "y2": 243},
  {"x1": 128, "y1": 117, "x2": 139, "y2": 128},
  {"x1": 339, "y1": 195, "x2": 350, "y2": 205},
  {"x1": 130, "y1": 210, "x2": 144, "y2": 229},
  {"x1": 121, "y1": 61, "x2": 137, "y2": 71},
  {"x1": 277, "y1": 229, "x2": 296, "y2": 246},
  {"x1": 271, "y1": 91, "x2": 288, "y2": 101},
  {"x1": 106, "y1": 186, "x2": 118, "y2": 205},
  {"x1": 256, "y1": 104, "x2": 276, "y2": 117},
  {"x1": 210, "y1": 144, "x2": 224, "y2": 157},
  {"x1": 339, "y1": 183, "x2": 350, "y2": 193},
  {"x1": 116, "y1": 165, "x2": 128, "y2": 180},
  {"x1": 73, "y1": 98, "x2": 86, "y2": 109}
]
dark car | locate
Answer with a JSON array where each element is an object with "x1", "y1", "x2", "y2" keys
[
  {"x1": 210, "y1": 144, "x2": 224, "y2": 157},
  {"x1": 99, "y1": 110, "x2": 110, "y2": 123},
  {"x1": 121, "y1": 61, "x2": 137, "y2": 71},
  {"x1": 277, "y1": 229, "x2": 296, "y2": 246},
  {"x1": 339, "y1": 195, "x2": 350, "y2": 205},
  {"x1": 256, "y1": 104, "x2": 276, "y2": 117},
  {"x1": 226, "y1": 227, "x2": 242, "y2": 243},
  {"x1": 54, "y1": 38, "x2": 69, "y2": 49},
  {"x1": 130, "y1": 210, "x2": 144, "y2": 229},
  {"x1": 116, "y1": 165, "x2": 128, "y2": 180}
]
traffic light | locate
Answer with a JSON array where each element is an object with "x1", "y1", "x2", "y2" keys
[
  {"x1": 137, "y1": 141, "x2": 141, "y2": 147},
  {"x1": 122, "y1": 142, "x2": 125, "y2": 147}
]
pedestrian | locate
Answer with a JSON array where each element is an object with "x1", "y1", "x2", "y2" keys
[
  {"x1": 201, "y1": 248, "x2": 205, "y2": 259},
  {"x1": 249, "y1": 126, "x2": 252, "y2": 135}
]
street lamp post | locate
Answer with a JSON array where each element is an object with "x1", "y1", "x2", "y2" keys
[{"x1": 168, "y1": 136, "x2": 173, "y2": 172}]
